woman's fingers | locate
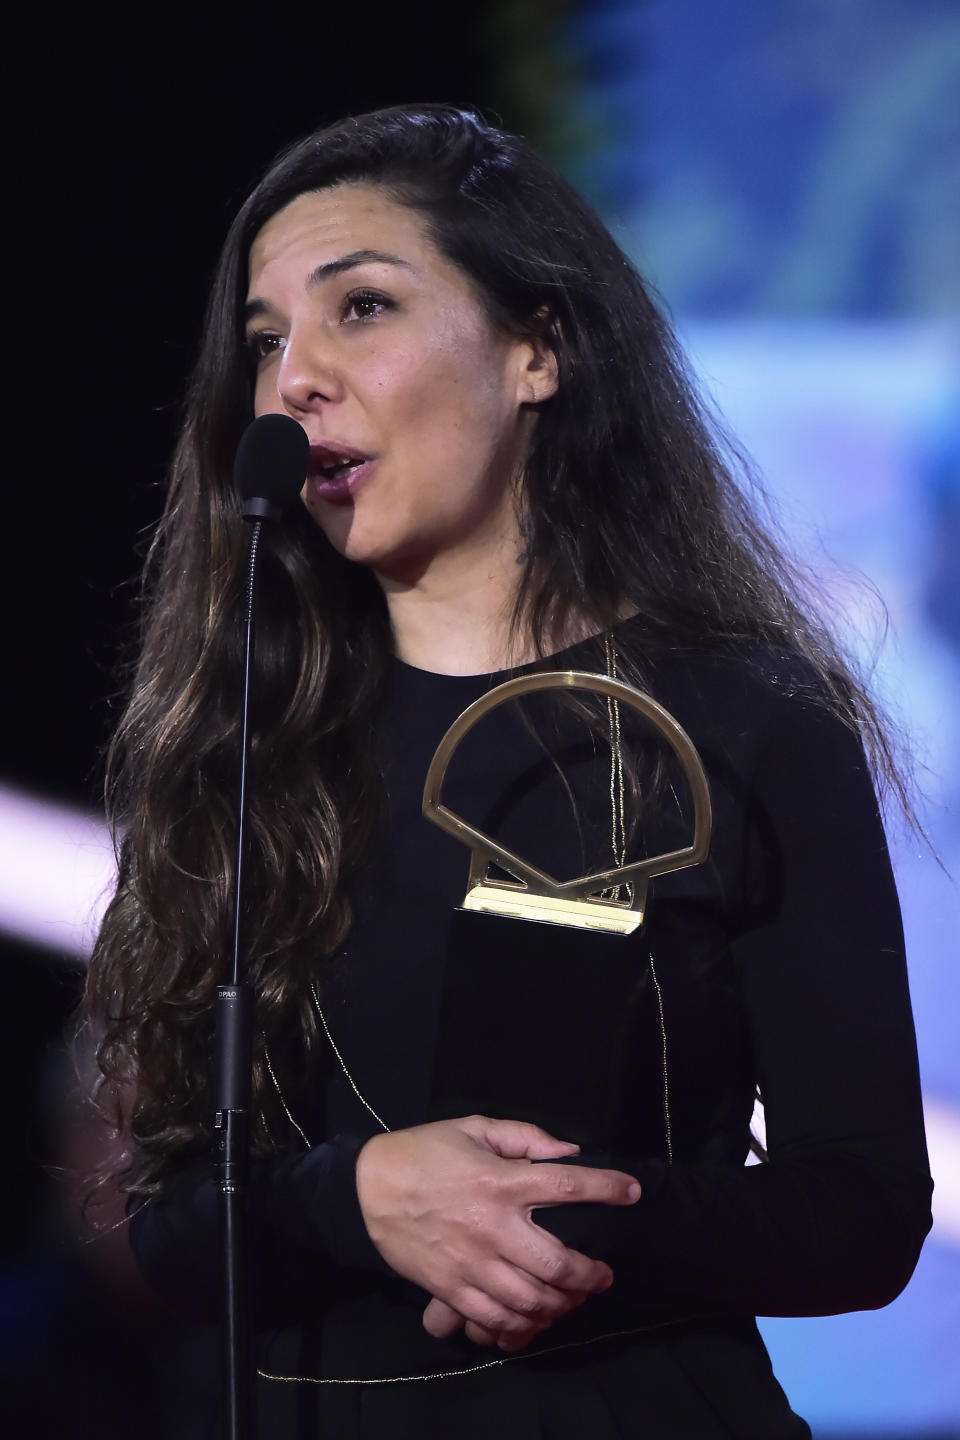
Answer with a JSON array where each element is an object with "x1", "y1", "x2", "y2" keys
[
  {"x1": 490, "y1": 1321, "x2": 552, "y2": 1352},
  {"x1": 421, "y1": 1298, "x2": 544, "y2": 1350},
  {"x1": 355, "y1": 1119, "x2": 636, "y2": 1336},
  {"x1": 506, "y1": 1226, "x2": 613, "y2": 1295},
  {"x1": 422, "y1": 1301, "x2": 548, "y2": 1352},
  {"x1": 422, "y1": 1297, "x2": 466, "y2": 1339},
  {"x1": 436, "y1": 1284, "x2": 532, "y2": 1338},
  {"x1": 528, "y1": 1246, "x2": 612, "y2": 1297},
  {"x1": 460, "y1": 1114, "x2": 582, "y2": 1161},
  {"x1": 505, "y1": 1158, "x2": 641, "y2": 1210},
  {"x1": 438, "y1": 1276, "x2": 584, "y2": 1343},
  {"x1": 463, "y1": 1316, "x2": 552, "y2": 1351},
  {"x1": 463, "y1": 1319, "x2": 500, "y2": 1347},
  {"x1": 516, "y1": 1226, "x2": 613, "y2": 1298},
  {"x1": 423, "y1": 1262, "x2": 593, "y2": 1353},
  {"x1": 463, "y1": 1258, "x2": 591, "y2": 1323}
]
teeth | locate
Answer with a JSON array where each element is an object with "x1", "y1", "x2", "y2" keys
[
  {"x1": 320, "y1": 457, "x2": 362, "y2": 480},
  {"x1": 312, "y1": 447, "x2": 367, "y2": 483}
]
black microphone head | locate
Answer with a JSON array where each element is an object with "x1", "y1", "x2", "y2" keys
[{"x1": 234, "y1": 414, "x2": 309, "y2": 520}]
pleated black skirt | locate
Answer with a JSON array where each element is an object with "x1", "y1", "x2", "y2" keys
[{"x1": 257, "y1": 1319, "x2": 811, "y2": 1440}]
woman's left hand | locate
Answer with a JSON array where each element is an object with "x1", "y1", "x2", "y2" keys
[{"x1": 422, "y1": 1290, "x2": 589, "y2": 1352}]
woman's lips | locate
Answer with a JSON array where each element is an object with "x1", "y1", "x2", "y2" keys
[{"x1": 310, "y1": 457, "x2": 374, "y2": 506}]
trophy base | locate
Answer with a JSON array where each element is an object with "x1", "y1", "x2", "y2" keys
[{"x1": 427, "y1": 906, "x2": 652, "y2": 1151}]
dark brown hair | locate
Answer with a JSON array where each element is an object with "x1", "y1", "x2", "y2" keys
[{"x1": 84, "y1": 104, "x2": 907, "y2": 1193}]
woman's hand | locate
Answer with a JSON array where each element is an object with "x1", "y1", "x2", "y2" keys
[
  {"x1": 355, "y1": 1114, "x2": 640, "y2": 1349},
  {"x1": 421, "y1": 1293, "x2": 590, "y2": 1353}
]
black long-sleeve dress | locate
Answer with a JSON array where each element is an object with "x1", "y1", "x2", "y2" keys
[{"x1": 130, "y1": 627, "x2": 933, "y2": 1438}]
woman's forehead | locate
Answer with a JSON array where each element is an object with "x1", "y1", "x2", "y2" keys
[{"x1": 248, "y1": 185, "x2": 432, "y2": 282}]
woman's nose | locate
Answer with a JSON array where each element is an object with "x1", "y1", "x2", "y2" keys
[{"x1": 275, "y1": 328, "x2": 345, "y2": 412}]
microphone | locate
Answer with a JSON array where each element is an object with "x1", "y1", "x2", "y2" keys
[
  {"x1": 234, "y1": 413, "x2": 309, "y2": 520},
  {"x1": 217, "y1": 412, "x2": 307, "y2": 1440}
]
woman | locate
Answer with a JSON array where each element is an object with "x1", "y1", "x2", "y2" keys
[{"x1": 85, "y1": 105, "x2": 932, "y2": 1437}]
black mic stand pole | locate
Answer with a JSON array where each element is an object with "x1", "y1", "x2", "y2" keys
[
  {"x1": 213, "y1": 414, "x2": 309, "y2": 1440},
  {"x1": 214, "y1": 511, "x2": 266, "y2": 1440}
]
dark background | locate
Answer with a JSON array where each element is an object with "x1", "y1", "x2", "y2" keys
[
  {"x1": 2, "y1": 6, "x2": 499, "y2": 1434},
  {"x1": 4, "y1": 4, "x2": 955, "y2": 1436},
  {"x1": 5, "y1": 2, "x2": 508, "y2": 809}
]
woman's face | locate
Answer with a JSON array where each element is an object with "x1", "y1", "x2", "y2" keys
[{"x1": 245, "y1": 184, "x2": 556, "y2": 582}]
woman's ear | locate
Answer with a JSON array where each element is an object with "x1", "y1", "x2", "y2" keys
[{"x1": 516, "y1": 310, "x2": 560, "y2": 406}]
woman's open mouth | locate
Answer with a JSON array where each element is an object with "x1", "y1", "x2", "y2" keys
[{"x1": 308, "y1": 443, "x2": 374, "y2": 504}]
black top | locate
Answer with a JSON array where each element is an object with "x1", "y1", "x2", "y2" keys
[{"x1": 129, "y1": 627, "x2": 933, "y2": 1438}]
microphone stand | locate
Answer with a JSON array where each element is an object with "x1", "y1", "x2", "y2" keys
[
  {"x1": 212, "y1": 413, "x2": 307, "y2": 1439},
  {"x1": 214, "y1": 511, "x2": 269, "y2": 1440}
]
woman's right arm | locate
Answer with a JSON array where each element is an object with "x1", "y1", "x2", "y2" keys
[
  {"x1": 129, "y1": 1115, "x2": 639, "y2": 1333},
  {"x1": 128, "y1": 1133, "x2": 384, "y2": 1324}
]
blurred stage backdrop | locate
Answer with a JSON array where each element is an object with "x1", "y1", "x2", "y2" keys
[{"x1": 2, "y1": 2, "x2": 957, "y2": 1435}]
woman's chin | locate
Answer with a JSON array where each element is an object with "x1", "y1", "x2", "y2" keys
[
  {"x1": 303, "y1": 500, "x2": 367, "y2": 562},
  {"x1": 310, "y1": 517, "x2": 413, "y2": 579},
  {"x1": 301, "y1": 499, "x2": 443, "y2": 583}
]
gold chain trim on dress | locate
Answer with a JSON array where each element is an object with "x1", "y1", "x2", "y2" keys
[
  {"x1": 601, "y1": 630, "x2": 632, "y2": 904},
  {"x1": 260, "y1": 635, "x2": 675, "y2": 1384},
  {"x1": 312, "y1": 980, "x2": 391, "y2": 1132},
  {"x1": 602, "y1": 632, "x2": 671, "y2": 1162},
  {"x1": 258, "y1": 1318, "x2": 691, "y2": 1387},
  {"x1": 648, "y1": 954, "x2": 673, "y2": 1164}
]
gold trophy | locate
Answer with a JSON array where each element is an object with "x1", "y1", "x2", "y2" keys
[{"x1": 423, "y1": 670, "x2": 713, "y2": 1150}]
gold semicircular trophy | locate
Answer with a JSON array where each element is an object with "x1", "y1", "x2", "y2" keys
[{"x1": 422, "y1": 671, "x2": 712, "y2": 937}]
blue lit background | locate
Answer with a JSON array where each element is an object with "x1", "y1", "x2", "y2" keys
[
  {"x1": 556, "y1": 1, "x2": 960, "y2": 1431},
  {"x1": 1, "y1": 5, "x2": 956, "y2": 1434}
]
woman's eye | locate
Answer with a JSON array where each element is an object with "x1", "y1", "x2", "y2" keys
[
  {"x1": 344, "y1": 289, "x2": 392, "y2": 322},
  {"x1": 245, "y1": 331, "x2": 285, "y2": 363}
]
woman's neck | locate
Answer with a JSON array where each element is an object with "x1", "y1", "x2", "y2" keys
[
  {"x1": 378, "y1": 541, "x2": 529, "y2": 676},
  {"x1": 379, "y1": 565, "x2": 628, "y2": 679},
  {"x1": 375, "y1": 510, "x2": 634, "y2": 676}
]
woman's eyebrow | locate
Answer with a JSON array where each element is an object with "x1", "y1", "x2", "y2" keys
[
  {"x1": 244, "y1": 250, "x2": 415, "y2": 323},
  {"x1": 306, "y1": 249, "x2": 414, "y2": 287}
]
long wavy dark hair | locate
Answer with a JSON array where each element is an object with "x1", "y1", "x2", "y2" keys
[{"x1": 84, "y1": 103, "x2": 906, "y2": 1194}]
